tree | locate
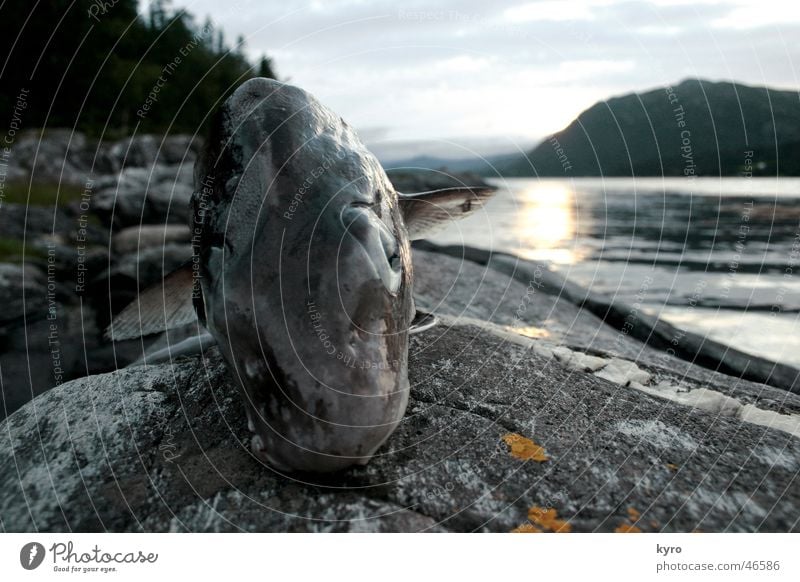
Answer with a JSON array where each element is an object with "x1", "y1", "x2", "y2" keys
[
  {"x1": 0, "y1": 0, "x2": 276, "y2": 136},
  {"x1": 258, "y1": 57, "x2": 277, "y2": 80}
]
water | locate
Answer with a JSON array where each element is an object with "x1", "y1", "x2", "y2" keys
[{"x1": 429, "y1": 177, "x2": 800, "y2": 368}]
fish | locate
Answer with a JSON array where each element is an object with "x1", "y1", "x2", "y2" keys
[{"x1": 108, "y1": 78, "x2": 495, "y2": 473}]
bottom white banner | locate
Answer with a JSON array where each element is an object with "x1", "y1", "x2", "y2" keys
[{"x1": 0, "y1": 533, "x2": 794, "y2": 580}]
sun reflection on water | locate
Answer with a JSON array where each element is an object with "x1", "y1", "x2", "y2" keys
[{"x1": 513, "y1": 181, "x2": 580, "y2": 264}]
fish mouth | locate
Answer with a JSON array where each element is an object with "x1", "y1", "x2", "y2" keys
[
  {"x1": 340, "y1": 204, "x2": 402, "y2": 295},
  {"x1": 242, "y1": 370, "x2": 409, "y2": 473},
  {"x1": 248, "y1": 428, "x2": 385, "y2": 473},
  {"x1": 226, "y1": 291, "x2": 409, "y2": 473}
]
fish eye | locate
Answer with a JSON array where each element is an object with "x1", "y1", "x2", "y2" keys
[
  {"x1": 388, "y1": 251, "x2": 401, "y2": 272},
  {"x1": 350, "y1": 196, "x2": 376, "y2": 210},
  {"x1": 379, "y1": 227, "x2": 400, "y2": 268},
  {"x1": 341, "y1": 204, "x2": 402, "y2": 291}
]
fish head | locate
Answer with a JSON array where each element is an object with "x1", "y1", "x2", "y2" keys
[{"x1": 192, "y1": 78, "x2": 414, "y2": 472}]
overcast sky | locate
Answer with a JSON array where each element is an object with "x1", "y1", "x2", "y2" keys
[{"x1": 162, "y1": 0, "x2": 799, "y2": 153}]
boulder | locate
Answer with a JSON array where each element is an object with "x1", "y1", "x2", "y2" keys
[
  {"x1": 0, "y1": 203, "x2": 108, "y2": 249},
  {"x1": 1, "y1": 247, "x2": 798, "y2": 532},
  {"x1": 0, "y1": 299, "x2": 106, "y2": 420},
  {"x1": 105, "y1": 135, "x2": 203, "y2": 170},
  {"x1": 87, "y1": 242, "x2": 191, "y2": 324},
  {"x1": 112, "y1": 224, "x2": 192, "y2": 255},
  {"x1": 6, "y1": 130, "x2": 99, "y2": 185},
  {"x1": 4, "y1": 132, "x2": 202, "y2": 186},
  {"x1": 93, "y1": 164, "x2": 194, "y2": 228},
  {"x1": 0, "y1": 263, "x2": 48, "y2": 328},
  {"x1": 0, "y1": 134, "x2": 199, "y2": 420}
]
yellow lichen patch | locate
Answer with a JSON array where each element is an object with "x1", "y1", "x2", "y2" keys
[
  {"x1": 627, "y1": 507, "x2": 641, "y2": 521},
  {"x1": 502, "y1": 433, "x2": 549, "y2": 462},
  {"x1": 615, "y1": 521, "x2": 642, "y2": 533},
  {"x1": 511, "y1": 523, "x2": 542, "y2": 533},
  {"x1": 510, "y1": 326, "x2": 550, "y2": 339},
  {"x1": 527, "y1": 506, "x2": 572, "y2": 533}
]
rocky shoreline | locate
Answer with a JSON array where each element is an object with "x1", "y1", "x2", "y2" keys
[
  {"x1": 0, "y1": 131, "x2": 499, "y2": 419},
  {"x1": 1, "y1": 132, "x2": 799, "y2": 532},
  {"x1": 1, "y1": 248, "x2": 799, "y2": 531},
  {"x1": 1, "y1": 132, "x2": 202, "y2": 418}
]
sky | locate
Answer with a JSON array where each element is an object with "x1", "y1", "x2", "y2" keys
[{"x1": 158, "y1": 0, "x2": 800, "y2": 156}]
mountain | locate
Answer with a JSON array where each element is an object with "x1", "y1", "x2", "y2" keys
[
  {"x1": 370, "y1": 137, "x2": 535, "y2": 175},
  {"x1": 382, "y1": 153, "x2": 520, "y2": 174},
  {"x1": 496, "y1": 79, "x2": 800, "y2": 177}
]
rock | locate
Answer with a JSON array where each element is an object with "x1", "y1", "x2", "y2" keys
[
  {"x1": 414, "y1": 246, "x2": 800, "y2": 417},
  {"x1": 419, "y1": 241, "x2": 800, "y2": 394},
  {"x1": 93, "y1": 164, "x2": 194, "y2": 228},
  {"x1": 99, "y1": 242, "x2": 190, "y2": 288},
  {"x1": 1, "y1": 163, "x2": 26, "y2": 183},
  {"x1": 88, "y1": 242, "x2": 191, "y2": 324},
  {"x1": 6, "y1": 130, "x2": 99, "y2": 185},
  {"x1": 0, "y1": 238, "x2": 184, "y2": 420},
  {"x1": 0, "y1": 243, "x2": 108, "y2": 422},
  {"x1": 411, "y1": 247, "x2": 648, "y2": 360},
  {"x1": 0, "y1": 203, "x2": 107, "y2": 248},
  {"x1": 0, "y1": 263, "x2": 48, "y2": 328},
  {"x1": 0, "y1": 134, "x2": 201, "y2": 421},
  {"x1": 5, "y1": 132, "x2": 202, "y2": 186},
  {"x1": 0, "y1": 300, "x2": 108, "y2": 420},
  {"x1": 106, "y1": 135, "x2": 203, "y2": 170},
  {"x1": 2, "y1": 247, "x2": 798, "y2": 532},
  {"x1": 112, "y1": 224, "x2": 192, "y2": 254}
]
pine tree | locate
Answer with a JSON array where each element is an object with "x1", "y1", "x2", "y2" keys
[
  {"x1": 258, "y1": 57, "x2": 277, "y2": 80},
  {"x1": 0, "y1": 0, "x2": 275, "y2": 136}
]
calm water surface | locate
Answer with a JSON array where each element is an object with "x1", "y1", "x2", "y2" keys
[{"x1": 429, "y1": 177, "x2": 800, "y2": 368}]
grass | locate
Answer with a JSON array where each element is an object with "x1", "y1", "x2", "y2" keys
[
  {"x1": 0, "y1": 237, "x2": 46, "y2": 263},
  {"x1": 0, "y1": 181, "x2": 87, "y2": 207}
]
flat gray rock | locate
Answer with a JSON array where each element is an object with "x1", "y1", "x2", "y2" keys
[
  {"x1": 2, "y1": 311, "x2": 798, "y2": 531},
  {"x1": 412, "y1": 248, "x2": 649, "y2": 360},
  {"x1": 413, "y1": 248, "x2": 800, "y2": 416}
]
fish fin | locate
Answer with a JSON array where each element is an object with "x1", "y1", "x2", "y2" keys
[
  {"x1": 131, "y1": 332, "x2": 216, "y2": 366},
  {"x1": 106, "y1": 263, "x2": 198, "y2": 341},
  {"x1": 398, "y1": 186, "x2": 496, "y2": 240},
  {"x1": 409, "y1": 310, "x2": 438, "y2": 334}
]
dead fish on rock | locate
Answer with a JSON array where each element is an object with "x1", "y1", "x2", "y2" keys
[{"x1": 108, "y1": 78, "x2": 495, "y2": 473}]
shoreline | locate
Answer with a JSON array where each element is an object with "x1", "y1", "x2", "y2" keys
[{"x1": 414, "y1": 240, "x2": 800, "y2": 395}]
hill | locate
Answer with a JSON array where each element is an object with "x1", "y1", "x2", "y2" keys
[{"x1": 496, "y1": 79, "x2": 800, "y2": 177}]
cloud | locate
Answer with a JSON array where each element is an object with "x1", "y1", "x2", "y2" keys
[
  {"x1": 711, "y1": 1, "x2": 800, "y2": 29},
  {"x1": 175, "y1": 0, "x2": 800, "y2": 143},
  {"x1": 503, "y1": 1, "x2": 598, "y2": 22}
]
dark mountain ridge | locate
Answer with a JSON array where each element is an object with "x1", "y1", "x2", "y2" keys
[{"x1": 496, "y1": 78, "x2": 800, "y2": 177}]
